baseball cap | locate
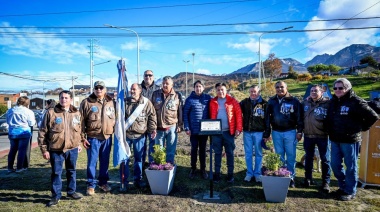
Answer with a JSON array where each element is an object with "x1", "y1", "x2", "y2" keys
[{"x1": 94, "y1": 81, "x2": 106, "y2": 87}]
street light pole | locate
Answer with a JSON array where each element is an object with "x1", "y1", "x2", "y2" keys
[
  {"x1": 192, "y1": 53, "x2": 195, "y2": 84},
  {"x1": 91, "y1": 60, "x2": 111, "y2": 93},
  {"x1": 183, "y1": 60, "x2": 190, "y2": 97},
  {"x1": 104, "y1": 24, "x2": 140, "y2": 83},
  {"x1": 258, "y1": 26, "x2": 293, "y2": 88}
]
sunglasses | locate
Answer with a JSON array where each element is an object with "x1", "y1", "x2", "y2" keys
[
  {"x1": 95, "y1": 86, "x2": 104, "y2": 90},
  {"x1": 333, "y1": 87, "x2": 344, "y2": 90},
  {"x1": 144, "y1": 74, "x2": 153, "y2": 77},
  {"x1": 275, "y1": 86, "x2": 285, "y2": 89}
]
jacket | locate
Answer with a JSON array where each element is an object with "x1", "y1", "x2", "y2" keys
[
  {"x1": 183, "y1": 91, "x2": 212, "y2": 134},
  {"x1": 209, "y1": 94, "x2": 243, "y2": 135},
  {"x1": 80, "y1": 93, "x2": 116, "y2": 140},
  {"x1": 6, "y1": 105, "x2": 36, "y2": 138},
  {"x1": 141, "y1": 80, "x2": 160, "y2": 99},
  {"x1": 264, "y1": 92, "x2": 303, "y2": 138},
  {"x1": 303, "y1": 97, "x2": 329, "y2": 138},
  {"x1": 38, "y1": 104, "x2": 81, "y2": 153},
  {"x1": 326, "y1": 89, "x2": 379, "y2": 143},
  {"x1": 151, "y1": 88, "x2": 183, "y2": 129},
  {"x1": 125, "y1": 96, "x2": 157, "y2": 139},
  {"x1": 240, "y1": 96, "x2": 268, "y2": 132}
]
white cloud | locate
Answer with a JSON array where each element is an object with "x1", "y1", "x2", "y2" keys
[
  {"x1": 121, "y1": 38, "x2": 153, "y2": 51},
  {"x1": 196, "y1": 68, "x2": 211, "y2": 75},
  {"x1": 227, "y1": 36, "x2": 284, "y2": 58},
  {"x1": 304, "y1": 0, "x2": 380, "y2": 58}
]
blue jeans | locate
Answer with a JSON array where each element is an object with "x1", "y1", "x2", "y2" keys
[
  {"x1": 190, "y1": 134, "x2": 208, "y2": 170},
  {"x1": 120, "y1": 135, "x2": 145, "y2": 182},
  {"x1": 212, "y1": 131, "x2": 235, "y2": 175},
  {"x1": 272, "y1": 130, "x2": 297, "y2": 179},
  {"x1": 8, "y1": 133, "x2": 31, "y2": 170},
  {"x1": 155, "y1": 126, "x2": 177, "y2": 163},
  {"x1": 243, "y1": 131, "x2": 263, "y2": 178},
  {"x1": 330, "y1": 141, "x2": 359, "y2": 195},
  {"x1": 86, "y1": 137, "x2": 112, "y2": 188},
  {"x1": 303, "y1": 137, "x2": 331, "y2": 183},
  {"x1": 142, "y1": 133, "x2": 155, "y2": 163},
  {"x1": 50, "y1": 148, "x2": 78, "y2": 199}
]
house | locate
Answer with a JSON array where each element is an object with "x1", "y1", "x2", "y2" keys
[
  {"x1": 30, "y1": 97, "x2": 44, "y2": 109},
  {"x1": 0, "y1": 93, "x2": 26, "y2": 107}
]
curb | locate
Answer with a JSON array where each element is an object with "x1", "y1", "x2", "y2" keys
[{"x1": 0, "y1": 142, "x2": 39, "y2": 159}]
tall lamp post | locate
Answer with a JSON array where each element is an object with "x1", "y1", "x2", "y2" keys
[
  {"x1": 91, "y1": 60, "x2": 111, "y2": 92},
  {"x1": 258, "y1": 26, "x2": 293, "y2": 88},
  {"x1": 192, "y1": 53, "x2": 195, "y2": 84},
  {"x1": 183, "y1": 60, "x2": 190, "y2": 97},
  {"x1": 104, "y1": 24, "x2": 140, "y2": 83}
]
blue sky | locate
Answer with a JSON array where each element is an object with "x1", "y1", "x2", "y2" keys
[{"x1": 1, "y1": 0, "x2": 379, "y2": 91}]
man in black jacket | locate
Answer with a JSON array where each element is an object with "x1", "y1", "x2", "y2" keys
[
  {"x1": 264, "y1": 81, "x2": 303, "y2": 188},
  {"x1": 326, "y1": 78, "x2": 379, "y2": 201}
]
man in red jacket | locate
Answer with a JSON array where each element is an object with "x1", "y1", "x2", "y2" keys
[{"x1": 209, "y1": 83, "x2": 242, "y2": 183}]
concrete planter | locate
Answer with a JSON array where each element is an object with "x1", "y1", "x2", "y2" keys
[
  {"x1": 145, "y1": 165, "x2": 176, "y2": 195},
  {"x1": 261, "y1": 175, "x2": 291, "y2": 203}
]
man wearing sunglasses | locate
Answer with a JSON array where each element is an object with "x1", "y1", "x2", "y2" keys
[
  {"x1": 80, "y1": 81, "x2": 116, "y2": 196},
  {"x1": 326, "y1": 78, "x2": 378, "y2": 201},
  {"x1": 141, "y1": 70, "x2": 160, "y2": 164},
  {"x1": 263, "y1": 81, "x2": 303, "y2": 188}
]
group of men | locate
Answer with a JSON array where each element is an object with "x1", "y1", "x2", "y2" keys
[{"x1": 36, "y1": 73, "x2": 378, "y2": 207}]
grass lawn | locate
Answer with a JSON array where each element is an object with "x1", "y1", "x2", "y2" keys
[{"x1": 1, "y1": 136, "x2": 380, "y2": 211}]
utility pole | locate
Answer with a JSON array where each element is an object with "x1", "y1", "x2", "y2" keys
[
  {"x1": 88, "y1": 39, "x2": 98, "y2": 93},
  {"x1": 192, "y1": 53, "x2": 195, "y2": 84},
  {"x1": 71, "y1": 76, "x2": 78, "y2": 107},
  {"x1": 183, "y1": 60, "x2": 190, "y2": 97}
]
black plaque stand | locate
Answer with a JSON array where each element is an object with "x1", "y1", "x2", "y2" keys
[{"x1": 198, "y1": 119, "x2": 222, "y2": 200}]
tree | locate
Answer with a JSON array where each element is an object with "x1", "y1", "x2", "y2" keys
[
  {"x1": 360, "y1": 56, "x2": 378, "y2": 67},
  {"x1": 328, "y1": 64, "x2": 341, "y2": 73},
  {"x1": 263, "y1": 53, "x2": 282, "y2": 81},
  {"x1": 287, "y1": 66, "x2": 298, "y2": 79},
  {"x1": 307, "y1": 65, "x2": 317, "y2": 73}
]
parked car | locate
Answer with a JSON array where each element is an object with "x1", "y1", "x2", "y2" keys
[
  {"x1": 0, "y1": 113, "x2": 8, "y2": 135},
  {"x1": 32, "y1": 109, "x2": 43, "y2": 129}
]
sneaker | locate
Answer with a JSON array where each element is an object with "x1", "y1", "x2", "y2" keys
[
  {"x1": 321, "y1": 183, "x2": 330, "y2": 193},
  {"x1": 189, "y1": 169, "x2": 196, "y2": 179},
  {"x1": 244, "y1": 176, "x2": 252, "y2": 182},
  {"x1": 340, "y1": 193, "x2": 355, "y2": 201},
  {"x1": 255, "y1": 176, "x2": 262, "y2": 183},
  {"x1": 201, "y1": 170, "x2": 208, "y2": 180},
  {"x1": 227, "y1": 174, "x2": 234, "y2": 183},
  {"x1": 331, "y1": 188, "x2": 345, "y2": 197},
  {"x1": 289, "y1": 179, "x2": 295, "y2": 188},
  {"x1": 86, "y1": 187, "x2": 95, "y2": 196},
  {"x1": 67, "y1": 192, "x2": 83, "y2": 200},
  {"x1": 7, "y1": 169, "x2": 15, "y2": 173},
  {"x1": 303, "y1": 179, "x2": 316, "y2": 187},
  {"x1": 15, "y1": 168, "x2": 27, "y2": 173},
  {"x1": 133, "y1": 180, "x2": 147, "y2": 189},
  {"x1": 47, "y1": 198, "x2": 60, "y2": 207},
  {"x1": 213, "y1": 173, "x2": 221, "y2": 183},
  {"x1": 99, "y1": 184, "x2": 112, "y2": 192}
]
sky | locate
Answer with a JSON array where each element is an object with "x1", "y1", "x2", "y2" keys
[{"x1": 1, "y1": 0, "x2": 380, "y2": 91}]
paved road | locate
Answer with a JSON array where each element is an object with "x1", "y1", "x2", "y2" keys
[{"x1": 0, "y1": 131, "x2": 38, "y2": 152}]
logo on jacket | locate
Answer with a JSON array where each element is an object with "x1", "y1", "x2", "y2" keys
[
  {"x1": 105, "y1": 107, "x2": 115, "y2": 116},
  {"x1": 314, "y1": 107, "x2": 327, "y2": 117},
  {"x1": 304, "y1": 106, "x2": 309, "y2": 112},
  {"x1": 91, "y1": 106, "x2": 99, "y2": 112},
  {"x1": 72, "y1": 115, "x2": 81, "y2": 126},
  {"x1": 253, "y1": 105, "x2": 264, "y2": 118},
  {"x1": 340, "y1": 106, "x2": 349, "y2": 115},
  {"x1": 156, "y1": 97, "x2": 162, "y2": 105},
  {"x1": 55, "y1": 117, "x2": 62, "y2": 124},
  {"x1": 280, "y1": 103, "x2": 294, "y2": 115},
  {"x1": 166, "y1": 99, "x2": 177, "y2": 110}
]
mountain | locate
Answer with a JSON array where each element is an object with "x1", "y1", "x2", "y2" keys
[{"x1": 305, "y1": 44, "x2": 380, "y2": 67}]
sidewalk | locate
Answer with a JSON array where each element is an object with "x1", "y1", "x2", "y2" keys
[{"x1": 0, "y1": 131, "x2": 39, "y2": 158}]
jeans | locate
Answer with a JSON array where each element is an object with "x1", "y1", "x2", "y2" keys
[
  {"x1": 155, "y1": 126, "x2": 177, "y2": 163},
  {"x1": 142, "y1": 133, "x2": 155, "y2": 163},
  {"x1": 50, "y1": 148, "x2": 78, "y2": 199},
  {"x1": 303, "y1": 137, "x2": 331, "y2": 183},
  {"x1": 120, "y1": 135, "x2": 145, "y2": 182},
  {"x1": 330, "y1": 141, "x2": 359, "y2": 195},
  {"x1": 243, "y1": 131, "x2": 263, "y2": 178},
  {"x1": 8, "y1": 133, "x2": 31, "y2": 170},
  {"x1": 86, "y1": 137, "x2": 112, "y2": 188},
  {"x1": 272, "y1": 130, "x2": 297, "y2": 179},
  {"x1": 190, "y1": 134, "x2": 208, "y2": 170},
  {"x1": 212, "y1": 131, "x2": 235, "y2": 175}
]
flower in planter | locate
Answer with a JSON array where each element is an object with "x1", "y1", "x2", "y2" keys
[
  {"x1": 148, "y1": 145, "x2": 174, "y2": 170},
  {"x1": 261, "y1": 151, "x2": 292, "y2": 177}
]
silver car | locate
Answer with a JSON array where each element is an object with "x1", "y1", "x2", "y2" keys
[{"x1": 0, "y1": 113, "x2": 8, "y2": 135}]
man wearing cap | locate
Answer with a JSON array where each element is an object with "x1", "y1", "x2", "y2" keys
[
  {"x1": 240, "y1": 85, "x2": 268, "y2": 183},
  {"x1": 80, "y1": 81, "x2": 116, "y2": 195},
  {"x1": 151, "y1": 76, "x2": 183, "y2": 163},
  {"x1": 140, "y1": 70, "x2": 160, "y2": 164}
]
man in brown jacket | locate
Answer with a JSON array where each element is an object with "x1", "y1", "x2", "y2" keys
[
  {"x1": 80, "y1": 81, "x2": 116, "y2": 195},
  {"x1": 121, "y1": 83, "x2": 157, "y2": 189},
  {"x1": 151, "y1": 76, "x2": 183, "y2": 163},
  {"x1": 38, "y1": 90, "x2": 83, "y2": 207}
]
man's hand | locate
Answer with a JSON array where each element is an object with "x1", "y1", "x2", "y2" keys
[
  {"x1": 176, "y1": 127, "x2": 182, "y2": 133},
  {"x1": 235, "y1": 130, "x2": 241, "y2": 138},
  {"x1": 296, "y1": 133, "x2": 303, "y2": 141},
  {"x1": 151, "y1": 130, "x2": 157, "y2": 140},
  {"x1": 186, "y1": 130, "x2": 191, "y2": 136},
  {"x1": 43, "y1": 152, "x2": 50, "y2": 160},
  {"x1": 78, "y1": 146, "x2": 83, "y2": 153},
  {"x1": 82, "y1": 139, "x2": 90, "y2": 149}
]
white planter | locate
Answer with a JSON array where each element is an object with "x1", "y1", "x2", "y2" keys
[
  {"x1": 261, "y1": 175, "x2": 291, "y2": 203},
  {"x1": 145, "y1": 165, "x2": 176, "y2": 195}
]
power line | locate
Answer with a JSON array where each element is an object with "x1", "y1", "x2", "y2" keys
[{"x1": 0, "y1": 0, "x2": 258, "y2": 17}]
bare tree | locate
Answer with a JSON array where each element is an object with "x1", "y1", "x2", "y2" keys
[{"x1": 263, "y1": 53, "x2": 282, "y2": 81}]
